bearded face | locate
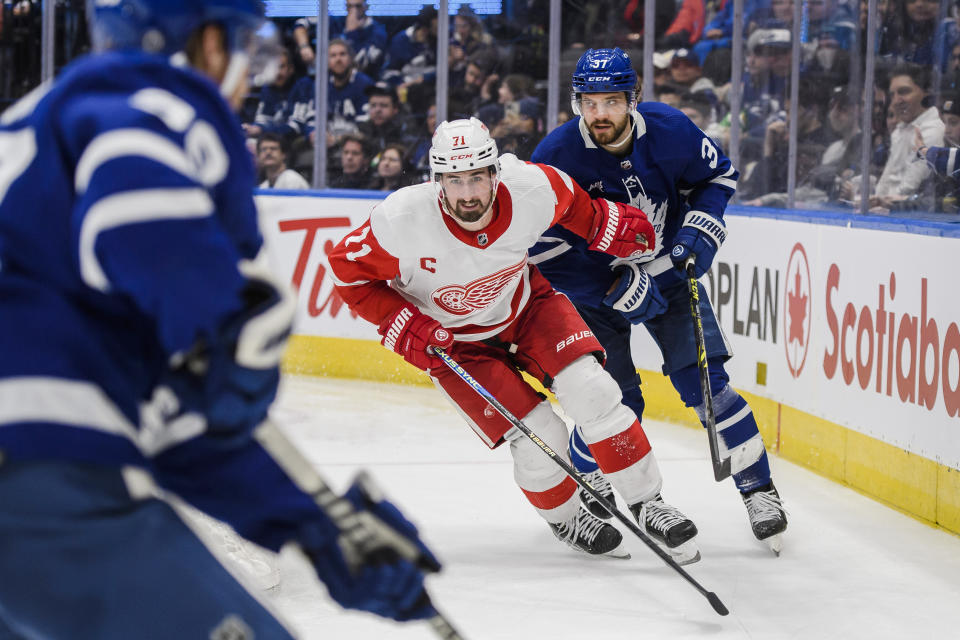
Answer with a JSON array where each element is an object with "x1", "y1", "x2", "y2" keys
[
  {"x1": 579, "y1": 92, "x2": 632, "y2": 146},
  {"x1": 439, "y1": 168, "x2": 496, "y2": 224}
]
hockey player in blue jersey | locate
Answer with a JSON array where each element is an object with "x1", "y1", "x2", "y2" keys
[
  {"x1": 530, "y1": 48, "x2": 787, "y2": 554},
  {"x1": 0, "y1": 1, "x2": 444, "y2": 637}
]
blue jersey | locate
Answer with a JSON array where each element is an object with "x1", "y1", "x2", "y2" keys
[
  {"x1": 0, "y1": 52, "x2": 324, "y2": 550},
  {"x1": 530, "y1": 102, "x2": 738, "y2": 305}
]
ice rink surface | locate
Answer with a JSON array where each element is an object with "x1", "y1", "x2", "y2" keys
[{"x1": 263, "y1": 375, "x2": 960, "y2": 640}]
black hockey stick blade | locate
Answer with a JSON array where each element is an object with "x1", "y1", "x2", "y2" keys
[
  {"x1": 707, "y1": 591, "x2": 730, "y2": 616},
  {"x1": 433, "y1": 347, "x2": 730, "y2": 617}
]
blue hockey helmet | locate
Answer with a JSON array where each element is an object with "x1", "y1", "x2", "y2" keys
[
  {"x1": 86, "y1": 0, "x2": 266, "y2": 57},
  {"x1": 571, "y1": 48, "x2": 638, "y2": 94}
]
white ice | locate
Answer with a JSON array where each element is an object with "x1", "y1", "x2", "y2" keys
[{"x1": 263, "y1": 375, "x2": 960, "y2": 640}]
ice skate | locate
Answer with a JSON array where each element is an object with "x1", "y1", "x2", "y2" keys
[
  {"x1": 550, "y1": 507, "x2": 630, "y2": 558},
  {"x1": 579, "y1": 469, "x2": 616, "y2": 519},
  {"x1": 742, "y1": 482, "x2": 787, "y2": 556},
  {"x1": 630, "y1": 495, "x2": 700, "y2": 565}
]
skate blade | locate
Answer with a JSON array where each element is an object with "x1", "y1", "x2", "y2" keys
[
  {"x1": 765, "y1": 533, "x2": 783, "y2": 557},
  {"x1": 665, "y1": 539, "x2": 701, "y2": 566},
  {"x1": 605, "y1": 543, "x2": 632, "y2": 560}
]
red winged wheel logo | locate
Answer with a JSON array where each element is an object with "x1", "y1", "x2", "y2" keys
[{"x1": 432, "y1": 260, "x2": 526, "y2": 315}]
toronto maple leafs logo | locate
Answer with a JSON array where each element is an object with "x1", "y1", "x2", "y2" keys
[
  {"x1": 783, "y1": 242, "x2": 812, "y2": 378},
  {"x1": 588, "y1": 180, "x2": 604, "y2": 193},
  {"x1": 432, "y1": 259, "x2": 526, "y2": 315},
  {"x1": 622, "y1": 175, "x2": 668, "y2": 252}
]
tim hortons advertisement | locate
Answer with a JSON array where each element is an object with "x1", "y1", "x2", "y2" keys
[
  {"x1": 256, "y1": 194, "x2": 380, "y2": 341},
  {"x1": 257, "y1": 195, "x2": 960, "y2": 469},
  {"x1": 630, "y1": 216, "x2": 960, "y2": 469}
]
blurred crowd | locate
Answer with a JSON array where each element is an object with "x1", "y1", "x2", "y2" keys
[{"x1": 4, "y1": 0, "x2": 960, "y2": 214}]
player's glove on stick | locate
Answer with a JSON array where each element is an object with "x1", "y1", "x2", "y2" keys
[
  {"x1": 670, "y1": 210, "x2": 726, "y2": 278},
  {"x1": 587, "y1": 198, "x2": 657, "y2": 259},
  {"x1": 170, "y1": 267, "x2": 296, "y2": 435},
  {"x1": 300, "y1": 475, "x2": 440, "y2": 621},
  {"x1": 379, "y1": 303, "x2": 453, "y2": 371},
  {"x1": 603, "y1": 261, "x2": 668, "y2": 324}
]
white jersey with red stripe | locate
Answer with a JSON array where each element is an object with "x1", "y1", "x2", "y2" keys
[{"x1": 330, "y1": 154, "x2": 598, "y2": 340}]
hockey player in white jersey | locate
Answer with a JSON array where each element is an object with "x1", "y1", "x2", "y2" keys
[
  {"x1": 329, "y1": 118, "x2": 701, "y2": 563},
  {"x1": 0, "y1": 1, "x2": 442, "y2": 637}
]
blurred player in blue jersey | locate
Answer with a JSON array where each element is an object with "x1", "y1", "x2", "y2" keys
[
  {"x1": 0, "y1": 1, "x2": 442, "y2": 637},
  {"x1": 531, "y1": 48, "x2": 787, "y2": 554}
]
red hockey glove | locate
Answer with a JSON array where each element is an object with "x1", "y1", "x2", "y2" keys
[
  {"x1": 378, "y1": 303, "x2": 454, "y2": 371},
  {"x1": 586, "y1": 199, "x2": 656, "y2": 259}
]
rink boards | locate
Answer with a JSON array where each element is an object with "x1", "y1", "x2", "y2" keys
[{"x1": 255, "y1": 191, "x2": 960, "y2": 537}]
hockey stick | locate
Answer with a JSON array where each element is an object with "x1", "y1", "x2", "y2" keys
[
  {"x1": 432, "y1": 347, "x2": 729, "y2": 617},
  {"x1": 683, "y1": 256, "x2": 731, "y2": 482},
  {"x1": 253, "y1": 420, "x2": 464, "y2": 640}
]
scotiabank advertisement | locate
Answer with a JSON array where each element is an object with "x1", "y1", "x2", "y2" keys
[
  {"x1": 630, "y1": 215, "x2": 960, "y2": 470},
  {"x1": 256, "y1": 194, "x2": 960, "y2": 470}
]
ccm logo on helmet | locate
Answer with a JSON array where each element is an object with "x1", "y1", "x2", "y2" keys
[
  {"x1": 587, "y1": 76, "x2": 612, "y2": 81},
  {"x1": 450, "y1": 154, "x2": 474, "y2": 160}
]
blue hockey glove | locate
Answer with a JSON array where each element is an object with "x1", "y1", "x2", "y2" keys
[
  {"x1": 602, "y1": 261, "x2": 667, "y2": 324},
  {"x1": 670, "y1": 210, "x2": 727, "y2": 278},
  {"x1": 171, "y1": 267, "x2": 296, "y2": 435},
  {"x1": 342, "y1": 472, "x2": 442, "y2": 574},
  {"x1": 302, "y1": 474, "x2": 439, "y2": 621}
]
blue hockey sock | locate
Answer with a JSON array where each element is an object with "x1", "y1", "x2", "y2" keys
[
  {"x1": 568, "y1": 425, "x2": 599, "y2": 474},
  {"x1": 704, "y1": 386, "x2": 771, "y2": 492}
]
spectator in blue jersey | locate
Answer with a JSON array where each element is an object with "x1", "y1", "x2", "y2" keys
[
  {"x1": 257, "y1": 133, "x2": 310, "y2": 190},
  {"x1": 285, "y1": 39, "x2": 373, "y2": 150},
  {"x1": 530, "y1": 48, "x2": 787, "y2": 556},
  {"x1": 0, "y1": 1, "x2": 442, "y2": 636},
  {"x1": 293, "y1": 1, "x2": 387, "y2": 79},
  {"x1": 384, "y1": 4, "x2": 438, "y2": 100},
  {"x1": 879, "y1": 0, "x2": 959, "y2": 69},
  {"x1": 358, "y1": 82, "x2": 413, "y2": 155},
  {"x1": 242, "y1": 47, "x2": 298, "y2": 140},
  {"x1": 692, "y1": 0, "x2": 768, "y2": 68}
]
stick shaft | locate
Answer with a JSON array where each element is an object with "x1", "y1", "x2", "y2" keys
[
  {"x1": 254, "y1": 421, "x2": 465, "y2": 639},
  {"x1": 433, "y1": 347, "x2": 728, "y2": 615},
  {"x1": 684, "y1": 259, "x2": 731, "y2": 482}
]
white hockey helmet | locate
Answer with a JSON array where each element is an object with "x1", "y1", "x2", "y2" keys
[
  {"x1": 429, "y1": 117, "x2": 500, "y2": 181},
  {"x1": 430, "y1": 118, "x2": 500, "y2": 219}
]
